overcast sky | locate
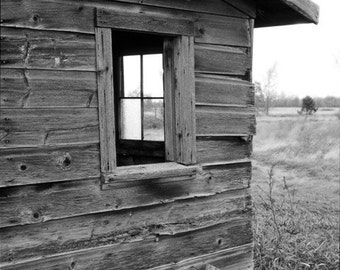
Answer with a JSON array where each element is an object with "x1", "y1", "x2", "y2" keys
[{"x1": 253, "y1": 0, "x2": 340, "y2": 98}]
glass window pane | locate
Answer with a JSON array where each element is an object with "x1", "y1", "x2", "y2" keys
[
  {"x1": 120, "y1": 99, "x2": 141, "y2": 140},
  {"x1": 143, "y1": 54, "x2": 164, "y2": 98},
  {"x1": 143, "y1": 99, "x2": 164, "y2": 141},
  {"x1": 123, "y1": 55, "x2": 141, "y2": 97}
]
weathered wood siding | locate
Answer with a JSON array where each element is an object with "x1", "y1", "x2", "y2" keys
[{"x1": 0, "y1": 0, "x2": 255, "y2": 269}]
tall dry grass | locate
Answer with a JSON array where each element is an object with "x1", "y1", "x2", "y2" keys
[{"x1": 252, "y1": 109, "x2": 340, "y2": 269}]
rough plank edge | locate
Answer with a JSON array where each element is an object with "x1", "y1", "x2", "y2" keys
[
  {"x1": 201, "y1": 158, "x2": 251, "y2": 168},
  {"x1": 107, "y1": 0, "x2": 250, "y2": 19},
  {"x1": 0, "y1": 175, "x2": 100, "y2": 189},
  {"x1": 195, "y1": 72, "x2": 254, "y2": 84},
  {"x1": 0, "y1": 66, "x2": 97, "y2": 72},
  {"x1": 196, "y1": 134, "x2": 251, "y2": 137},
  {"x1": 196, "y1": 102, "x2": 250, "y2": 108},
  {"x1": 102, "y1": 162, "x2": 198, "y2": 183}
]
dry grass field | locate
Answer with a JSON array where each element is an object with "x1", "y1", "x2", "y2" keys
[{"x1": 252, "y1": 107, "x2": 340, "y2": 270}]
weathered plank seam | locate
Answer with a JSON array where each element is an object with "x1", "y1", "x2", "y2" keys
[
  {"x1": 0, "y1": 218, "x2": 252, "y2": 268},
  {"x1": 0, "y1": 186, "x2": 252, "y2": 228}
]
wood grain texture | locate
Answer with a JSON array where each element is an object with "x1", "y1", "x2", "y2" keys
[
  {"x1": 0, "y1": 126, "x2": 99, "y2": 149},
  {"x1": 194, "y1": 16, "x2": 251, "y2": 47},
  {"x1": 163, "y1": 38, "x2": 176, "y2": 161},
  {"x1": 0, "y1": 0, "x2": 94, "y2": 33},
  {"x1": 0, "y1": 27, "x2": 95, "y2": 70},
  {"x1": 1, "y1": 0, "x2": 250, "y2": 46},
  {"x1": 196, "y1": 106, "x2": 256, "y2": 135},
  {"x1": 0, "y1": 108, "x2": 98, "y2": 131},
  {"x1": 97, "y1": 8, "x2": 195, "y2": 36},
  {"x1": 0, "y1": 69, "x2": 97, "y2": 108},
  {"x1": 0, "y1": 220, "x2": 252, "y2": 270},
  {"x1": 2, "y1": 0, "x2": 315, "y2": 32},
  {"x1": 0, "y1": 144, "x2": 100, "y2": 187},
  {"x1": 195, "y1": 44, "x2": 251, "y2": 77},
  {"x1": 109, "y1": 0, "x2": 249, "y2": 18},
  {"x1": 103, "y1": 162, "x2": 197, "y2": 183},
  {"x1": 95, "y1": 28, "x2": 116, "y2": 172},
  {"x1": 197, "y1": 136, "x2": 252, "y2": 163},
  {"x1": 173, "y1": 36, "x2": 196, "y2": 165},
  {"x1": 0, "y1": 189, "x2": 251, "y2": 264},
  {"x1": 0, "y1": 162, "x2": 251, "y2": 227},
  {"x1": 195, "y1": 74, "x2": 254, "y2": 106},
  {"x1": 149, "y1": 243, "x2": 253, "y2": 270},
  {"x1": 97, "y1": 5, "x2": 250, "y2": 46}
]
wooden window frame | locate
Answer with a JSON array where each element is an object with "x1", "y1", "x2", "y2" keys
[{"x1": 95, "y1": 10, "x2": 196, "y2": 185}]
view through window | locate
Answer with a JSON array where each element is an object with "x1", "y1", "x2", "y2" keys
[{"x1": 120, "y1": 54, "x2": 164, "y2": 141}]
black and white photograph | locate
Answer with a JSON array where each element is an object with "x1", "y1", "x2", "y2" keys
[{"x1": 0, "y1": 0, "x2": 338, "y2": 269}]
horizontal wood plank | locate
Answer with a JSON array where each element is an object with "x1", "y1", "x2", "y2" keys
[
  {"x1": 0, "y1": 144, "x2": 100, "y2": 187},
  {"x1": 0, "y1": 162, "x2": 251, "y2": 227},
  {"x1": 104, "y1": 162, "x2": 197, "y2": 183},
  {"x1": 195, "y1": 44, "x2": 251, "y2": 76},
  {"x1": 194, "y1": 16, "x2": 251, "y2": 47},
  {"x1": 97, "y1": 6, "x2": 250, "y2": 47},
  {"x1": 0, "y1": 108, "x2": 98, "y2": 132},
  {"x1": 149, "y1": 243, "x2": 253, "y2": 270},
  {"x1": 0, "y1": 27, "x2": 95, "y2": 70},
  {"x1": 1, "y1": 1, "x2": 250, "y2": 46},
  {"x1": 0, "y1": 107, "x2": 99, "y2": 148},
  {"x1": 110, "y1": 0, "x2": 249, "y2": 18},
  {"x1": 0, "y1": 0, "x2": 94, "y2": 33},
  {"x1": 0, "y1": 189, "x2": 251, "y2": 264},
  {"x1": 0, "y1": 69, "x2": 97, "y2": 108},
  {"x1": 0, "y1": 220, "x2": 252, "y2": 270},
  {"x1": 0, "y1": 126, "x2": 99, "y2": 149},
  {"x1": 195, "y1": 74, "x2": 254, "y2": 106},
  {"x1": 97, "y1": 8, "x2": 194, "y2": 36},
  {"x1": 197, "y1": 136, "x2": 252, "y2": 163},
  {"x1": 196, "y1": 106, "x2": 256, "y2": 135}
]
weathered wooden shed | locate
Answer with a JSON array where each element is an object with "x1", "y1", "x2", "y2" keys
[{"x1": 0, "y1": 0, "x2": 319, "y2": 269}]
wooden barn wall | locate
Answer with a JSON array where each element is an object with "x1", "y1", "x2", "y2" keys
[{"x1": 0, "y1": 0, "x2": 255, "y2": 269}]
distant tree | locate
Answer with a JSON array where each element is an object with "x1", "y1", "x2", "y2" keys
[
  {"x1": 254, "y1": 81, "x2": 265, "y2": 114},
  {"x1": 262, "y1": 63, "x2": 278, "y2": 115},
  {"x1": 299, "y1": 96, "x2": 318, "y2": 116},
  {"x1": 334, "y1": 51, "x2": 340, "y2": 69}
]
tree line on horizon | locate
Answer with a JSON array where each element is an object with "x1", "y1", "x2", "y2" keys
[
  {"x1": 255, "y1": 62, "x2": 340, "y2": 113},
  {"x1": 255, "y1": 82, "x2": 340, "y2": 109}
]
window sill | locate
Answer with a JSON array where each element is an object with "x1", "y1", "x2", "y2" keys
[{"x1": 102, "y1": 162, "x2": 197, "y2": 184}]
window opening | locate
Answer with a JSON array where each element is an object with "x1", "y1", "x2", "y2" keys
[
  {"x1": 95, "y1": 25, "x2": 195, "y2": 180},
  {"x1": 113, "y1": 31, "x2": 166, "y2": 166}
]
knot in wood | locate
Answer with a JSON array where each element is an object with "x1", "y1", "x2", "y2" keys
[
  {"x1": 32, "y1": 15, "x2": 40, "y2": 22},
  {"x1": 57, "y1": 152, "x2": 72, "y2": 170}
]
